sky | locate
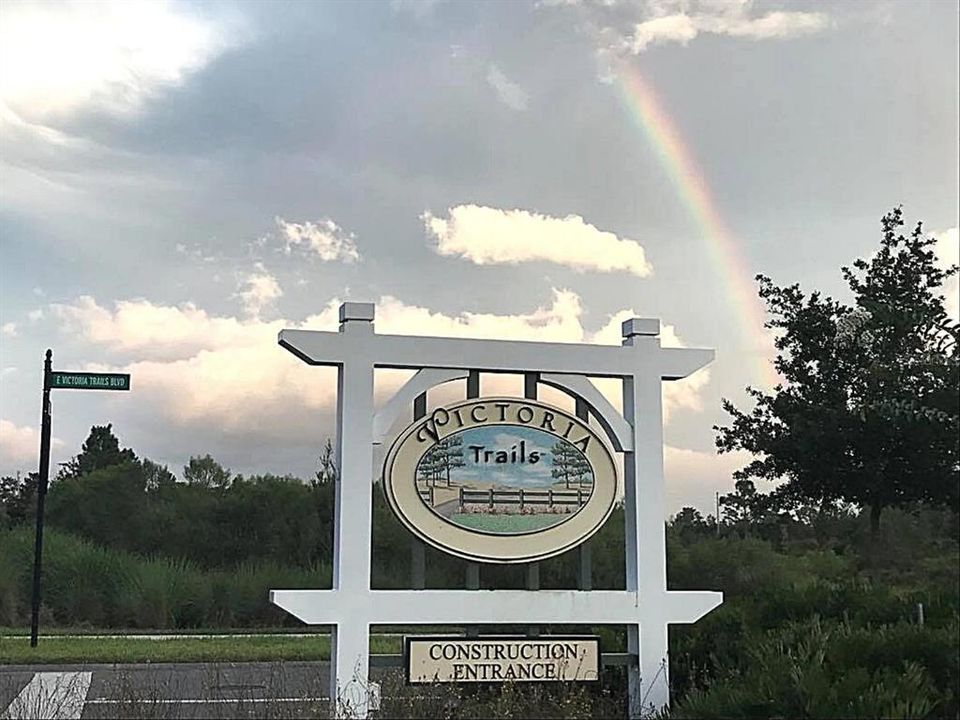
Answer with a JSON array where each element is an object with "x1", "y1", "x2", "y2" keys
[{"x1": 0, "y1": 0, "x2": 957, "y2": 516}]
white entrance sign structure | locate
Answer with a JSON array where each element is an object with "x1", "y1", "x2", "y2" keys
[
  {"x1": 271, "y1": 302, "x2": 723, "y2": 718},
  {"x1": 383, "y1": 396, "x2": 620, "y2": 564}
]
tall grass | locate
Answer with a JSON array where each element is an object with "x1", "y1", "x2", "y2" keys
[
  {"x1": 672, "y1": 616, "x2": 959, "y2": 718},
  {"x1": 0, "y1": 528, "x2": 330, "y2": 628}
]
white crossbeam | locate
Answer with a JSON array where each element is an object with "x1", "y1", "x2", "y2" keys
[
  {"x1": 270, "y1": 589, "x2": 721, "y2": 626},
  {"x1": 279, "y1": 329, "x2": 712, "y2": 380}
]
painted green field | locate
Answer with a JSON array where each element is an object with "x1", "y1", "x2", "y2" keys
[{"x1": 450, "y1": 513, "x2": 565, "y2": 533}]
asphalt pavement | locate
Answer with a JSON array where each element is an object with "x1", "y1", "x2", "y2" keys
[{"x1": 0, "y1": 661, "x2": 391, "y2": 719}]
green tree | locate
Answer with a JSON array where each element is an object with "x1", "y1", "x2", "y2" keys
[
  {"x1": 57, "y1": 424, "x2": 138, "y2": 480},
  {"x1": 0, "y1": 472, "x2": 38, "y2": 526},
  {"x1": 47, "y1": 462, "x2": 148, "y2": 550},
  {"x1": 183, "y1": 454, "x2": 232, "y2": 489},
  {"x1": 141, "y1": 458, "x2": 176, "y2": 491},
  {"x1": 719, "y1": 479, "x2": 775, "y2": 526},
  {"x1": 716, "y1": 208, "x2": 959, "y2": 532},
  {"x1": 314, "y1": 438, "x2": 338, "y2": 486},
  {"x1": 670, "y1": 506, "x2": 714, "y2": 543}
]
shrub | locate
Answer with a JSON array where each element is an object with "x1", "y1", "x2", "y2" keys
[{"x1": 0, "y1": 528, "x2": 330, "y2": 628}]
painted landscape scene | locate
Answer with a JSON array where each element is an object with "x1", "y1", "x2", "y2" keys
[{"x1": 415, "y1": 426, "x2": 594, "y2": 534}]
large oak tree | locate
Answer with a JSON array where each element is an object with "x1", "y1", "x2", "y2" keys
[{"x1": 716, "y1": 209, "x2": 958, "y2": 531}]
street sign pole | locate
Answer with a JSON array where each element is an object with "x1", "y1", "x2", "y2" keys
[
  {"x1": 28, "y1": 356, "x2": 131, "y2": 647},
  {"x1": 30, "y1": 349, "x2": 53, "y2": 648}
]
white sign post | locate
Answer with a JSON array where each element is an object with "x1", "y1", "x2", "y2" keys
[{"x1": 271, "y1": 302, "x2": 722, "y2": 718}]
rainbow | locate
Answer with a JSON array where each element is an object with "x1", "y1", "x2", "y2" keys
[{"x1": 613, "y1": 63, "x2": 777, "y2": 387}]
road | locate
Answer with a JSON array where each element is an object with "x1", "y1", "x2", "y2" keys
[{"x1": 0, "y1": 661, "x2": 399, "y2": 719}]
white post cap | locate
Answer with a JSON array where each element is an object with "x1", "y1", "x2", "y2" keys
[
  {"x1": 339, "y1": 302, "x2": 375, "y2": 323},
  {"x1": 621, "y1": 318, "x2": 660, "y2": 338}
]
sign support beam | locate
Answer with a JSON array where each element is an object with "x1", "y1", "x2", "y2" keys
[{"x1": 330, "y1": 308, "x2": 376, "y2": 715}]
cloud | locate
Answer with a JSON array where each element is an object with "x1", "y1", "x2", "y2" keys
[
  {"x1": 423, "y1": 205, "x2": 653, "y2": 276},
  {"x1": 376, "y1": 288, "x2": 589, "y2": 342},
  {"x1": 546, "y1": 0, "x2": 830, "y2": 60},
  {"x1": 486, "y1": 65, "x2": 529, "y2": 111},
  {"x1": 51, "y1": 296, "x2": 262, "y2": 362},
  {"x1": 235, "y1": 266, "x2": 283, "y2": 319},
  {"x1": 631, "y1": 8, "x2": 829, "y2": 53},
  {"x1": 275, "y1": 217, "x2": 361, "y2": 263},
  {"x1": 630, "y1": 13, "x2": 699, "y2": 51},
  {"x1": 933, "y1": 227, "x2": 959, "y2": 320},
  {"x1": 0, "y1": 0, "x2": 239, "y2": 122},
  {"x1": 0, "y1": 418, "x2": 65, "y2": 473},
  {"x1": 48, "y1": 289, "x2": 711, "y2": 449},
  {"x1": 0, "y1": 2, "x2": 244, "y2": 227},
  {"x1": 49, "y1": 298, "x2": 345, "y2": 442},
  {"x1": 664, "y1": 445, "x2": 751, "y2": 516},
  {"x1": 1, "y1": 322, "x2": 17, "y2": 337}
]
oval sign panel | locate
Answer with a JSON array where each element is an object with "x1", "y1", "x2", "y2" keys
[{"x1": 382, "y1": 397, "x2": 618, "y2": 564}]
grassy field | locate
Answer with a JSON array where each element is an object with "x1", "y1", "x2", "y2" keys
[
  {"x1": 450, "y1": 513, "x2": 565, "y2": 533},
  {"x1": 0, "y1": 626, "x2": 327, "y2": 636},
  {"x1": 0, "y1": 634, "x2": 401, "y2": 665}
]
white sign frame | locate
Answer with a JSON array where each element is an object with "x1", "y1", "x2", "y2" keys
[{"x1": 271, "y1": 303, "x2": 722, "y2": 718}]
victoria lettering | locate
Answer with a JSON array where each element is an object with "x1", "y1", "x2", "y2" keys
[{"x1": 416, "y1": 404, "x2": 591, "y2": 452}]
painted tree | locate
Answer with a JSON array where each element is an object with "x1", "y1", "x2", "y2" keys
[
  {"x1": 551, "y1": 440, "x2": 583, "y2": 489},
  {"x1": 417, "y1": 446, "x2": 443, "y2": 486},
  {"x1": 417, "y1": 437, "x2": 465, "y2": 488},
  {"x1": 437, "y1": 435, "x2": 465, "y2": 487},
  {"x1": 571, "y1": 450, "x2": 592, "y2": 488},
  {"x1": 716, "y1": 208, "x2": 959, "y2": 532}
]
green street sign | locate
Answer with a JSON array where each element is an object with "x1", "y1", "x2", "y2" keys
[{"x1": 50, "y1": 371, "x2": 130, "y2": 391}]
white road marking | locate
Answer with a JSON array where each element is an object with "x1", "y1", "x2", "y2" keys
[
  {"x1": 3, "y1": 672, "x2": 91, "y2": 720},
  {"x1": 84, "y1": 696, "x2": 328, "y2": 705},
  {"x1": 0, "y1": 632, "x2": 410, "y2": 640}
]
